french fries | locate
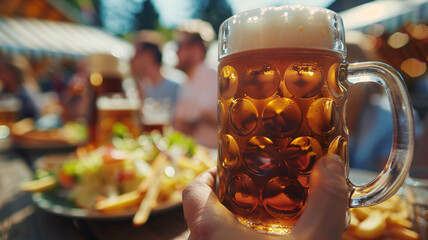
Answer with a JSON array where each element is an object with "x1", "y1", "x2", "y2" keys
[
  {"x1": 20, "y1": 176, "x2": 57, "y2": 192},
  {"x1": 177, "y1": 157, "x2": 207, "y2": 174},
  {"x1": 94, "y1": 191, "x2": 141, "y2": 211},
  {"x1": 133, "y1": 153, "x2": 168, "y2": 226},
  {"x1": 353, "y1": 210, "x2": 387, "y2": 239},
  {"x1": 343, "y1": 195, "x2": 420, "y2": 240},
  {"x1": 92, "y1": 151, "x2": 214, "y2": 226},
  {"x1": 21, "y1": 133, "x2": 216, "y2": 226}
]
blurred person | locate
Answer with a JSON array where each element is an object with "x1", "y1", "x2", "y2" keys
[
  {"x1": 62, "y1": 58, "x2": 91, "y2": 121},
  {"x1": 413, "y1": 115, "x2": 428, "y2": 169},
  {"x1": 173, "y1": 19, "x2": 217, "y2": 148},
  {"x1": 130, "y1": 30, "x2": 180, "y2": 117},
  {"x1": 11, "y1": 55, "x2": 43, "y2": 110},
  {"x1": 0, "y1": 61, "x2": 39, "y2": 120},
  {"x1": 63, "y1": 53, "x2": 127, "y2": 145},
  {"x1": 130, "y1": 30, "x2": 179, "y2": 131},
  {"x1": 347, "y1": 82, "x2": 393, "y2": 171},
  {"x1": 345, "y1": 39, "x2": 423, "y2": 171},
  {"x1": 345, "y1": 40, "x2": 395, "y2": 171},
  {"x1": 183, "y1": 154, "x2": 348, "y2": 240}
]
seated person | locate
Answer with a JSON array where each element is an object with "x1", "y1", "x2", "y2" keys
[
  {"x1": 131, "y1": 30, "x2": 180, "y2": 116},
  {"x1": 173, "y1": 20, "x2": 217, "y2": 148},
  {"x1": 346, "y1": 42, "x2": 423, "y2": 171},
  {"x1": 0, "y1": 62, "x2": 39, "y2": 120}
]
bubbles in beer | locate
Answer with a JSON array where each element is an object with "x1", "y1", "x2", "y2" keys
[
  {"x1": 219, "y1": 65, "x2": 239, "y2": 99},
  {"x1": 307, "y1": 98, "x2": 338, "y2": 136},
  {"x1": 243, "y1": 136, "x2": 281, "y2": 175},
  {"x1": 229, "y1": 173, "x2": 259, "y2": 214},
  {"x1": 220, "y1": 134, "x2": 240, "y2": 168},
  {"x1": 243, "y1": 65, "x2": 280, "y2": 99},
  {"x1": 262, "y1": 176, "x2": 305, "y2": 219},
  {"x1": 229, "y1": 98, "x2": 258, "y2": 136},
  {"x1": 284, "y1": 63, "x2": 323, "y2": 98},
  {"x1": 284, "y1": 137, "x2": 322, "y2": 173},
  {"x1": 327, "y1": 63, "x2": 345, "y2": 98},
  {"x1": 262, "y1": 98, "x2": 301, "y2": 136},
  {"x1": 328, "y1": 136, "x2": 348, "y2": 162}
]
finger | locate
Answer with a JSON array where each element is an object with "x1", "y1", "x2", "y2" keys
[
  {"x1": 292, "y1": 154, "x2": 348, "y2": 239},
  {"x1": 199, "y1": 167, "x2": 216, "y2": 189},
  {"x1": 182, "y1": 168, "x2": 226, "y2": 238},
  {"x1": 182, "y1": 168, "x2": 217, "y2": 223},
  {"x1": 183, "y1": 168, "x2": 242, "y2": 239}
]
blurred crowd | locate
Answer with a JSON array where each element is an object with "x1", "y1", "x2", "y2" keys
[
  {"x1": 0, "y1": 19, "x2": 218, "y2": 150},
  {"x1": 0, "y1": 19, "x2": 427, "y2": 171}
]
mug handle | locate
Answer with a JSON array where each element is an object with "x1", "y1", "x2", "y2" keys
[{"x1": 345, "y1": 62, "x2": 415, "y2": 207}]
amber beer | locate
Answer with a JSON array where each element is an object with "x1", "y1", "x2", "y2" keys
[
  {"x1": 217, "y1": 4, "x2": 414, "y2": 236},
  {"x1": 216, "y1": 5, "x2": 352, "y2": 234},
  {"x1": 141, "y1": 98, "x2": 172, "y2": 134},
  {"x1": 216, "y1": 6, "x2": 352, "y2": 233},
  {"x1": 95, "y1": 95, "x2": 141, "y2": 146},
  {"x1": 217, "y1": 47, "x2": 348, "y2": 233}
]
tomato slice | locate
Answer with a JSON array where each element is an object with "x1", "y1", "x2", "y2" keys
[{"x1": 58, "y1": 170, "x2": 75, "y2": 188}]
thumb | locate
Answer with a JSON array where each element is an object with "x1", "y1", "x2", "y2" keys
[{"x1": 292, "y1": 154, "x2": 348, "y2": 239}]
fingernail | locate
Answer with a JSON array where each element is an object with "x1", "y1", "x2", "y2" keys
[{"x1": 322, "y1": 154, "x2": 345, "y2": 174}]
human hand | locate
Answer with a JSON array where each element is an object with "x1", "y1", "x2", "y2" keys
[{"x1": 182, "y1": 154, "x2": 348, "y2": 240}]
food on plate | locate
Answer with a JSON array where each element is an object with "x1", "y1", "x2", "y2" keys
[
  {"x1": 20, "y1": 175, "x2": 56, "y2": 192},
  {"x1": 11, "y1": 118, "x2": 87, "y2": 146},
  {"x1": 343, "y1": 195, "x2": 419, "y2": 240},
  {"x1": 94, "y1": 190, "x2": 141, "y2": 212},
  {"x1": 20, "y1": 130, "x2": 215, "y2": 222},
  {"x1": 132, "y1": 152, "x2": 167, "y2": 226}
]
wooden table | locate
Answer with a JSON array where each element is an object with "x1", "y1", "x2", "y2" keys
[{"x1": 0, "y1": 150, "x2": 190, "y2": 240}]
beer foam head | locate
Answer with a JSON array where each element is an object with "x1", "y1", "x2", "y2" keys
[{"x1": 218, "y1": 5, "x2": 346, "y2": 59}]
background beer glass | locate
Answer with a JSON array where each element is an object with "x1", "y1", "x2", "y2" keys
[
  {"x1": 95, "y1": 93, "x2": 141, "y2": 146},
  {"x1": 141, "y1": 97, "x2": 172, "y2": 133},
  {"x1": 216, "y1": 5, "x2": 414, "y2": 234}
]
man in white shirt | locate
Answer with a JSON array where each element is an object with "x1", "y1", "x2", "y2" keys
[{"x1": 173, "y1": 20, "x2": 217, "y2": 148}]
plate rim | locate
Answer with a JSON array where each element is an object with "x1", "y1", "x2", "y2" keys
[{"x1": 32, "y1": 192, "x2": 182, "y2": 220}]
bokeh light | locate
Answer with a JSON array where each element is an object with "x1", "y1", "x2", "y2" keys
[
  {"x1": 387, "y1": 32, "x2": 409, "y2": 49},
  {"x1": 401, "y1": 58, "x2": 427, "y2": 78},
  {"x1": 225, "y1": 0, "x2": 336, "y2": 14},
  {"x1": 0, "y1": 125, "x2": 10, "y2": 139},
  {"x1": 410, "y1": 24, "x2": 428, "y2": 40},
  {"x1": 90, "y1": 73, "x2": 103, "y2": 86}
]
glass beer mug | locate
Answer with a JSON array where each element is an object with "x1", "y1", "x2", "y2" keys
[{"x1": 216, "y1": 5, "x2": 414, "y2": 234}]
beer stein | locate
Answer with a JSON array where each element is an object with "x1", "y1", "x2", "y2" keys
[
  {"x1": 95, "y1": 94, "x2": 141, "y2": 146},
  {"x1": 216, "y1": 5, "x2": 414, "y2": 234}
]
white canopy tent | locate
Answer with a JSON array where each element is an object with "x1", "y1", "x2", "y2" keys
[
  {"x1": 340, "y1": 0, "x2": 428, "y2": 33},
  {"x1": 0, "y1": 16, "x2": 134, "y2": 60}
]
